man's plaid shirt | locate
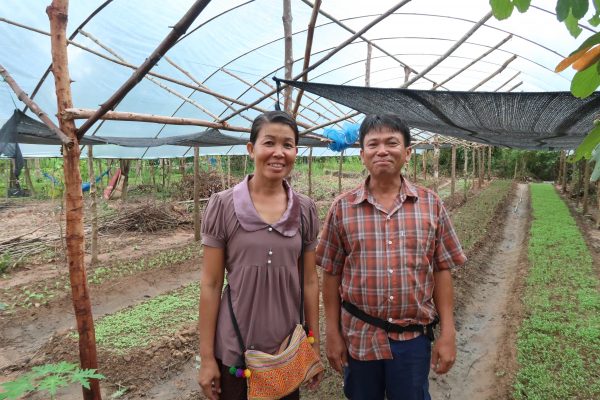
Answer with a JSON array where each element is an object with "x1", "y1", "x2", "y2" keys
[{"x1": 317, "y1": 176, "x2": 467, "y2": 361}]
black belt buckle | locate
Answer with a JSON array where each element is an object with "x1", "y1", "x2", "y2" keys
[{"x1": 423, "y1": 323, "x2": 435, "y2": 341}]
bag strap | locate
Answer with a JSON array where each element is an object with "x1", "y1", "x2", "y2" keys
[{"x1": 227, "y1": 203, "x2": 307, "y2": 359}]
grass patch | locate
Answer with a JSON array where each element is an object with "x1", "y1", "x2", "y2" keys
[
  {"x1": 0, "y1": 243, "x2": 201, "y2": 312},
  {"x1": 92, "y1": 283, "x2": 199, "y2": 353},
  {"x1": 513, "y1": 184, "x2": 600, "y2": 399},
  {"x1": 451, "y1": 179, "x2": 512, "y2": 251}
]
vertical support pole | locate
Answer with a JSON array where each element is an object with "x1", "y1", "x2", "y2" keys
[
  {"x1": 47, "y1": 1, "x2": 101, "y2": 398},
  {"x1": 562, "y1": 156, "x2": 568, "y2": 193},
  {"x1": 282, "y1": 0, "x2": 293, "y2": 113},
  {"x1": 365, "y1": 43, "x2": 372, "y2": 88},
  {"x1": 472, "y1": 147, "x2": 477, "y2": 188},
  {"x1": 487, "y1": 146, "x2": 492, "y2": 180},
  {"x1": 583, "y1": 160, "x2": 591, "y2": 215},
  {"x1": 227, "y1": 155, "x2": 231, "y2": 188},
  {"x1": 463, "y1": 147, "x2": 468, "y2": 201},
  {"x1": 413, "y1": 149, "x2": 418, "y2": 182},
  {"x1": 433, "y1": 136, "x2": 439, "y2": 193},
  {"x1": 478, "y1": 147, "x2": 483, "y2": 188},
  {"x1": 451, "y1": 145, "x2": 456, "y2": 197},
  {"x1": 24, "y1": 159, "x2": 36, "y2": 196},
  {"x1": 194, "y1": 146, "x2": 200, "y2": 242},
  {"x1": 243, "y1": 155, "x2": 248, "y2": 176},
  {"x1": 88, "y1": 146, "x2": 98, "y2": 266},
  {"x1": 422, "y1": 150, "x2": 427, "y2": 181},
  {"x1": 308, "y1": 147, "x2": 313, "y2": 198},
  {"x1": 338, "y1": 150, "x2": 344, "y2": 194}
]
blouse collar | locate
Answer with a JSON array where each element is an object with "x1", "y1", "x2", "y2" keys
[{"x1": 232, "y1": 175, "x2": 300, "y2": 237}]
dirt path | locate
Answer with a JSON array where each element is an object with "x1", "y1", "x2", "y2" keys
[
  {"x1": 0, "y1": 258, "x2": 200, "y2": 373},
  {"x1": 429, "y1": 183, "x2": 529, "y2": 399}
]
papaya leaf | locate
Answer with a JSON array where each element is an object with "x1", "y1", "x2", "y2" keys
[
  {"x1": 589, "y1": 13, "x2": 600, "y2": 26},
  {"x1": 572, "y1": 0, "x2": 590, "y2": 18},
  {"x1": 71, "y1": 369, "x2": 105, "y2": 390},
  {"x1": 574, "y1": 125, "x2": 600, "y2": 161},
  {"x1": 490, "y1": 0, "x2": 514, "y2": 19},
  {"x1": 0, "y1": 375, "x2": 35, "y2": 400},
  {"x1": 565, "y1": 11, "x2": 584, "y2": 37},
  {"x1": 513, "y1": 0, "x2": 531, "y2": 12},
  {"x1": 37, "y1": 374, "x2": 66, "y2": 397},
  {"x1": 570, "y1": 60, "x2": 600, "y2": 97}
]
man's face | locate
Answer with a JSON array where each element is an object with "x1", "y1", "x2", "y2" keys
[{"x1": 360, "y1": 128, "x2": 411, "y2": 178}]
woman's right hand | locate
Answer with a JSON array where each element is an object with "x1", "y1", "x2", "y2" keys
[
  {"x1": 326, "y1": 329, "x2": 348, "y2": 374},
  {"x1": 198, "y1": 357, "x2": 221, "y2": 400}
]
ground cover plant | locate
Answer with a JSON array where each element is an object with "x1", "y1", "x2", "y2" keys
[
  {"x1": 0, "y1": 242, "x2": 200, "y2": 312},
  {"x1": 514, "y1": 184, "x2": 600, "y2": 399},
  {"x1": 450, "y1": 179, "x2": 513, "y2": 250}
]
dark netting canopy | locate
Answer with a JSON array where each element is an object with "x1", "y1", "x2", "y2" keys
[{"x1": 280, "y1": 79, "x2": 600, "y2": 150}]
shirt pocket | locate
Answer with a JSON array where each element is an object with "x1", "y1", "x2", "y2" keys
[{"x1": 402, "y1": 224, "x2": 435, "y2": 270}]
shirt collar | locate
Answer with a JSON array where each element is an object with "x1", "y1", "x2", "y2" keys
[
  {"x1": 232, "y1": 174, "x2": 300, "y2": 237},
  {"x1": 351, "y1": 175, "x2": 419, "y2": 206}
]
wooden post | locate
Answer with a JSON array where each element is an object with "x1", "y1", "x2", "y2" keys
[
  {"x1": 24, "y1": 159, "x2": 36, "y2": 196},
  {"x1": 562, "y1": 156, "x2": 568, "y2": 193},
  {"x1": 119, "y1": 159, "x2": 130, "y2": 201},
  {"x1": 243, "y1": 155, "x2": 248, "y2": 176},
  {"x1": 338, "y1": 150, "x2": 344, "y2": 194},
  {"x1": 487, "y1": 146, "x2": 492, "y2": 180},
  {"x1": 514, "y1": 156, "x2": 519, "y2": 180},
  {"x1": 557, "y1": 150, "x2": 563, "y2": 184},
  {"x1": 47, "y1": 2, "x2": 101, "y2": 399},
  {"x1": 478, "y1": 147, "x2": 483, "y2": 188},
  {"x1": 161, "y1": 159, "x2": 166, "y2": 191},
  {"x1": 179, "y1": 157, "x2": 186, "y2": 178},
  {"x1": 283, "y1": 0, "x2": 293, "y2": 113},
  {"x1": 413, "y1": 150, "x2": 418, "y2": 182},
  {"x1": 308, "y1": 147, "x2": 313, "y2": 198},
  {"x1": 451, "y1": 145, "x2": 456, "y2": 196},
  {"x1": 583, "y1": 160, "x2": 591, "y2": 215},
  {"x1": 596, "y1": 181, "x2": 600, "y2": 229},
  {"x1": 463, "y1": 147, "x2": 468, "y2": 201},
  {"x1": 365, "y1": 43, "x2": 372, "y2": 87},
  {"x1": 472, "y1": 147, "x2": 477, "y2": 188},
  {"x1": 88, "y1": 146, "x2": 98, "y2": 266},
  {"x1": 150, "y1": 160, "x2": 156, "y2": 188},
  {"x1": 227, "y1": 156, "x2": 231, "y2": 188},
  {"x1": 193, "y1": 146, "x2": 200, "y2": 241},
  {"x1": 422, "y1": 150, "x2": 427, "y2": 181},
  {"x1": 433, "y1": 137, "x2": 440, "y2": 192}
]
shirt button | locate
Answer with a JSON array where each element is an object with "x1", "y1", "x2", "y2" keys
[
  {"x1": 268, "y1": 227, "x2": 273, "y2": 232},
  {"x1": 250, "y1": 345, "x2": 255, "y2": 349},
  {"x1": 389, "y1": 295, "x2": 394, "y2": 300},
  {"x1": 267, "y1": 259, "x2": 272, "y2": 264},
  {"x1": 386, "y1": 216, "x2": 391, "y2": 220},
  {"x1": 388, "y1": 318, "x2": 393, "y2": 323},
  {"x1": 388, "y1": 240, "x2": 393, "y2": 245},
  {"x1": 388, "y1": 269, "x2": 393, "y2": 274}
]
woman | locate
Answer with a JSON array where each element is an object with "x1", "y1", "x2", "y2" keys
[{"x1": 198, "y1": 111, "x2": 321, "y2": 400}]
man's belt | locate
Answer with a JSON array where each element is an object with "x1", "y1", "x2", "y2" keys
[{"x1": 341, "y1": 301, "x2": 438, "y2": 341}]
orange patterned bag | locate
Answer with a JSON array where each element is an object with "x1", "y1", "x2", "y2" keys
[{"x1": 244, "y1": 324, "x2": 323, "y2": 400}]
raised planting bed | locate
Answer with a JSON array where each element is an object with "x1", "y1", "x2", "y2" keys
[{"x1": 514, "y1": 183, "x2": 600, "y2": 399}]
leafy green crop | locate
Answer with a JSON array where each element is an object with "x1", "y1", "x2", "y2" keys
[
  {"x1": 0, "y1": 362, "x2": 104, "y2": 400},
  {"x1": 514, "y1": 184, "x2": 600, "y2": 399}
]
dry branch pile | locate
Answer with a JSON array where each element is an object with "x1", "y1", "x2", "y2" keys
[
  {"x1": 97, "y1": 202, "x2": 191, "y2": 233},
  {"x1": 173, "y1": 170, "x2": 224, "y2": 201}
]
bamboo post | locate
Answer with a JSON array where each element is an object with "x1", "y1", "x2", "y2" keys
[
  {"x1": 365, "y1": 43, "x2": 372, "y2": 87},
  {"x1": 283, "y1": 0, "x2": 293, "y2": 113},
  {"x1": 227, "y1": 156, "x2": 231, "y2": 188},
  {"x1": 193, "y1": 146, "x2": 200, "y2": 241},
  {"x1": 478, "y1": 147, "x2": 483, "y2": 188},
  {"x1": 583, "y1": 160, "x2": 591, "y2": 215},
  {"x1": 576, "y1": 160, "x2": 584, "y2": 205},
  {"x1": 179, "y1": 157, "x2": 186, "y2": 178},
  {"x1": 243, "y1": 155, "x2": 248, "y2": 176},
  {"x1": 161, "y1": 159, "x2": 166, "y2": 191},
  {"x1": 24, "y1": 159, "x2": 36, "y2": 196},
  {"x1": 596, "y1": 181, "x2": 600, "y2": 229},
  {"x1": 433, "y1": 136, "x2": 440, "y2": 192},
  {"x1": 422, "y1": 150, "x2": 427, "y2": 181},
  {"x1": 463, "y1": 146, "x2": 468, "y2": 201},
  {"x1": 451, "y1": 145, "x2": 456, "y2": 197},
  {"x1": 472, "y1": 147, "x2": 477, "y2": 188},
  {"x1": 88, "y1": 146, "x2": 98, "y2": 266},
  {"x1": 308, "y1": 147, "x2": 313, "y2": 198},
  {"x1": 338, "y1": 150, "x2": 344, "y2": 194},
  {"x1": 47, "y1": 2, "x2": 101, "y2": 399},
  {"x1": 513, "y1": 156, "x2": 519, "y2": 180},
  {"x1": 150, "y1": 160, "x2": 156, "y2": 188},
  {"x1": 557, "y1": 150, "x2": 564, "y2": 184},
  {"x1": 562, "y1": 156, "x2": 568, "y2": 193},
  {"x1": 469, "y1": 55, "x2": 517, "y2": 91}
]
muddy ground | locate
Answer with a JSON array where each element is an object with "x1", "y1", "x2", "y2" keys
[{"x1": 5, "y1": 181, "x2": 596, "y2": 399}]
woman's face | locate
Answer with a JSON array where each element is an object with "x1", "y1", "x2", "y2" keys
[{"x1": 247, "y1": 122, "x2": 297, "y2": 181}]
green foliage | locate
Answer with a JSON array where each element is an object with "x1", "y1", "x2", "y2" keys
[
  {"x1": 91, "y1": 283, "x2": 199, "y2": 352},
  {"x1": 489, "y1": 0, "x2": 531, "y2": 19},
  {"x1": 574, "y1": 124, "x2": 600, "y2": 160},
  {"x1": 571, "y1": 61, "x2": 600, "y2": 98},
  {"x1": 0, "y1": 362, "x2": 104, "y2": 400},
  {"x1": 451, "y1": 180, "x2": 512, "y2": 250},
  {"x1": 514, "y1": 184, "x2": 600, "y2": 399}
]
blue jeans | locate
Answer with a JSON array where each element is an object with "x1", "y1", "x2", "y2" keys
[{"x1": 343, "y1": 335, "x2": 431, "y2": 400}]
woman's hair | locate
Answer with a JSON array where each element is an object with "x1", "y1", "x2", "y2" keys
[{"x1": 250, "y1": 111, "x2": 299, "y2": 145}]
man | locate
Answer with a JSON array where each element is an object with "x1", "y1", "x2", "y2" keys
[{"x1": 317, "y1": 114, "x2": 466, "y2": 400}]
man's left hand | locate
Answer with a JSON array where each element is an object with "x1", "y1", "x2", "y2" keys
[{"x1": 430, "y1": 331, "x2": 456, "y2": 374}]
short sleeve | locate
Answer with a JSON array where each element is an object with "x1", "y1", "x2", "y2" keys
[
  {"x1": 316, "y1": 201, "x2": 346, "y2": 275},
  {"x1": 433, "y1": 202, "x2": 467, "y2": 271},
  {"x1": 301, "y1": 199, "x2": 319, "y2": 251},
  {"x1": 201, "y1": 193, "x2": 227, "y2": 248}
]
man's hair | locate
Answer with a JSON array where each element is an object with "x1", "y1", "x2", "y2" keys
[
  {"x1": 358, "y1": 114, "x2": 411, "y2": 148},
  {"x1": 250, "y1": 111, "x2": 299, "y2": 145}
]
